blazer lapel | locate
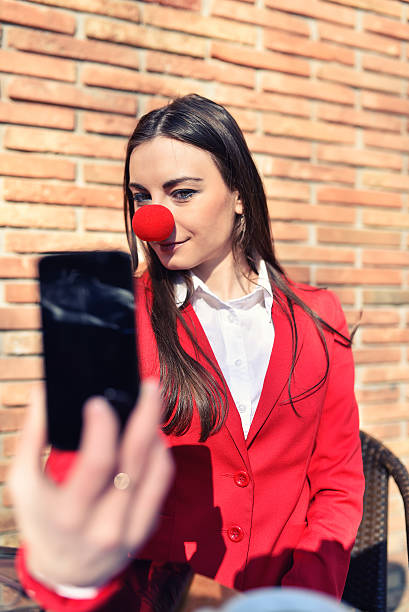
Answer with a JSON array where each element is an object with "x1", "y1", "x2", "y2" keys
[
  {"x1": 246, "y1": 294, "x2": 303, "y2": 448},
  {"x1": 179, "y1": 304, "x2": 249, "y2": 466}
]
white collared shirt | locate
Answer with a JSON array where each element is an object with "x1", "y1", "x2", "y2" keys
[{"x1": 175, "y1": 260, "x2": 275, "y2": 438}]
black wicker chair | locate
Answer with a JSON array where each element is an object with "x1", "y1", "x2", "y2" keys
[{"x1": 342, "y1": 430, "x2": 409, "y2": 612}]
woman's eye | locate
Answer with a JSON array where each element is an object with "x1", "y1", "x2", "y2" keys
[
  {"x1": 132, "y1": 193, "x2": 151, "y2": 204},
  {"x1": 172, "y1": 189, "x2": 197, "y2": 201}
]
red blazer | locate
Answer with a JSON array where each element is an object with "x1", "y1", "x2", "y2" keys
[{"x1": 17, "y1": 276, "x2": 364, "y2": 611}]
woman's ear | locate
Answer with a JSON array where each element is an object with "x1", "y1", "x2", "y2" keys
[{"x1": 234, "y1": 193, "x2": 243, "y2": 215}]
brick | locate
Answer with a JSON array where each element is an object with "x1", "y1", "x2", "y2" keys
[
  {"x1": 363, "y1": 290, "x2": 409, "y2": 305},
  {"x1": 1, "y1": 382, "x2": 34, "y2": 407},
  {"x1": 3, "y1": 435, "x2": 19, "y2": 458},
  {"x1": 262, "y1": 72, "x2": 354, "y2": 105},
  {"x1": 362, "y1": 91, "x2": 409, "y2": 115},
  {"x1": 363, "y1": 13, "x2": 409, "y2": 40},
  {"x1": 362, "y1": 250, "x2": 409, "y2": 268},
  {"x1": 0, "y1": 511, "x2": 16, "y2": 532},
  {"x1": 0, "y1": 307, "x2": 40, "y2": 330},
  {"x1": 4, "y1": 284, "x2": 39, "y2": 304},
  {"x1": 317, "y1": 145, "x2": 402, "y2": 170},
  {"x1": 362, "y1": 209, "x2": 409, "y2": 228},
  {"x1": 361, "y1": 328, "x2": 409, "y2": 344},
  {"x1": 276, "y1": 244, "x2": 355, "y2": 264},
  {"x1": 4, "y1": 179, "x2": 123, "y2": 209},
  {"x1": 364, "y1": 130, "x2": 409, "y2": 153},
  {"x1": 215, "y1": 85, "x2": 310, "y2": 116},
  {"x1": 317, "y1": 64, "x2": 401, "y2": 94},
  {"x1": 0, "y1": 49, "x2": 75, "y2": 82},
  {"x1": 319, "y1": 23, "x2": 401, "y2": 56},
  {"x1": 0, "y1": 153, "x2": 75, "y2": 180},
  {"x1": 362, "y1": 366, "x2": 409, "y2": 384},
  {"x1": 140, "y1": 0, "x2": 200, "y2": 8},
  {"x1": 332, "y1": 289, "x2": 355, "y2": 305},
  {"x1": 85, "y1": 18, "x2": 207, "y2": 58},
  {"x1": 268, "y1": 201, "x2": 355, "y2": 224},
  {"x1": 362, "y1": 53, "x2": 409, "y2": 79},
  {"x1": 364, "y1": 423, "x2": 402, "y2": 440},
  {"x1": 82, "y1": 65, "x2": 206, "y2": 98},
  {"x1": 317, "y1": 187, "x2": 402, "y2": 208},
  {"x1": 0, "y1": 357, "x2": 43, "y2": 380},
  {"x1": 5, "y1": 128, "x2": 126, "y2": 160},
  {"x1": 0, "y1": 101, "x2": 74, "y2": 130},
  {"x1": 0, "y1": 257, "x2": 37, "y2": 279},
  {"x1": 0, "y1": 203, "x2": 76, "y2": 230},
  {"x1": 283, "y1": 266, "x2": 310, "y2": 283},
  {"x1": 25, "y1": 0, "x2": 140, "y2": 20},
  {"x1": 323, "y1": 0, "x2": 400, "y2": 18},
  {"x1": 0, "y1": 409, "x2": 26, "y2": 432},
  {"x1": 264, "y1": 0, "x2": 355, "y2": 26},
  {"x1": 146, "y1": 50, "x2": 255, "y2": 89},
  {"x1": 271, "y1": 223, "x2": 308, "y2": 241},
  {"x1": 211, "y1": 0, "x2": 306, "y2": 33},
  {"x1": 211, "y1": 41, "x2": 310, "y2": 76},
  {"x1": 356, "y1": 387, "x2": 399, "y2": 403},
  {"x1": 250, "y1": 137, "x2": 311, "y2": 159},
  {"x1": 7, "y1": 28, "x2": 141, "y2": 71},
  {"x1": 8, "y1": 78, "x2": 137, "y2": 116},
  {"x1": 360, "y1": 403, "x2": 408, "y2": 423},
  {"x1": 363, "y1": 171, "x2": 409, "y2": 192},
  {"x1": 360, "y1": 309, "x2": 400, "y2": 326},
  {"x1": 262, "y1": 159, "x2": 355, "y2": 184},
  {"x1": 264, "y1": 179, "x2": 309, "y2": 201},
  {"x1": 263, "y1": 115, "x2": 355, "y2": 142},
  {"x1": 83, "y1": 163, "x2": 123, "y2": 185},
  {"x1": 353, "y1": 348, "x2": 401, "y2": 364},
  {"x1": 84, "y1": 209, "x2": 125, "y2": 232},
  {"x1": 0, "y1": 0, "x2": 75, "y2": 34},
  {"x1": 3, "y1": 331, "x2": 41, "y2": 354},
  {"x1": 83, "y1": 112, "x2": 136, "y2": 137},
  {"x1": 316, "y1": 268, "x2": 402, "y2": 286},
  {"x1": 5, "y1": 231, "x2": 128, "y2": 254},
  {"x1": 226, "y1": 108, "x2": 258, "y2": 133},
  {"x1": 264, "y1": 29, "x2": 354, "y2": 65},
  {"x1": 316, "y1": 103, "x2": 401, "y2": 132},
  {"x1": 144, "y1": 5, "x2": 256, "y2": 45},
  {"x1": 317, "y1": 227, "x2": 400, "y2": 246},
  {"x1": 0, "y1": 462, "x2": 11, "y2": 483}
]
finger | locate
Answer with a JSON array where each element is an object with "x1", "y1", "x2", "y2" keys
[
  {"x1": 125, "y1": 437, "x2": 174, "y2": 552},
  {"x1": 8, "y1": 384, "x2": 47, "y2": 493},
  {"x1": 119, "y1": 379, "x2": 164, "y2": 479},
  {"x1": 63, "y1": 397, "x2": 121, "y2": 514}
]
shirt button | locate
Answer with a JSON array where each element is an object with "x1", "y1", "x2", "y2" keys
[
  {"x1": 234, "y1": 359, "x2": 242, "y2": 367},
  {"x1": 228, "y1": 312, "x2": 235, "y2": 323},
  {"x1": 227, "y1": 525, "x2": 244, "y2": 542},
  {"x1": 234, "y1": 471, "x2": 250, "y2": 487},
  {"x1": 238, "y1": 404, "x2": 246, "y2": 412}
]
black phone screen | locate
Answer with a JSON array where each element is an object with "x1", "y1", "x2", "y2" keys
[{"x1": 39, "y1": 251, "x2": 140, "y2": 451}]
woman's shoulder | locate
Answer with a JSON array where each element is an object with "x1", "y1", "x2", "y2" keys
[{"x1": 289, "y1": 281, "x2": 345, "y2": 329}]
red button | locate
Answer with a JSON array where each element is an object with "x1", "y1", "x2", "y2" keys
[
  {"x1": 234, "y1": 471, "x2": 250, "y2": 487},
  {"x1": 228, "y1": 525, "x2": 244, "y2": 543}
]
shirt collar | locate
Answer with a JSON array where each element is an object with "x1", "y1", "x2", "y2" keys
[{"x1": 174, "y1": 260, "x2": 273, "y2": 315}]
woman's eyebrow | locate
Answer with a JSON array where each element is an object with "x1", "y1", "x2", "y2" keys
[{"x1": 128, "y1": 177, "x2": 203, "y2": 191}]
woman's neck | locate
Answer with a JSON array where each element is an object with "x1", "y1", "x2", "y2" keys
[{"x1": 192, "y1": 253, "x2": 258, "y2": 302}]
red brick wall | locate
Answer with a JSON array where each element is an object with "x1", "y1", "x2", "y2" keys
[{"x1": 1, "y1": 0, "x2": 408, "y2": 604}]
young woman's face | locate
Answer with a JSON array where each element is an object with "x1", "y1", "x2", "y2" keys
[{"x1": 128, "y1": 136, "x2": 242, "y2": 280}]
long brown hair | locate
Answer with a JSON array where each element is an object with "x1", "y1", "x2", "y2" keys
[{"x1": 124, "y1": 94, "x2": 351, "y2": 442}]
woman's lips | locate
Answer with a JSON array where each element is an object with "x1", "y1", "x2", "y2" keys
[{"x1": 158, "y1": 238, "x2": 189, "y2": 251}]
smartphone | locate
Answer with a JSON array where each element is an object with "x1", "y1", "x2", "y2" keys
[{"x1": 38, "y1": 250, "x2": 140, "y2": 451}]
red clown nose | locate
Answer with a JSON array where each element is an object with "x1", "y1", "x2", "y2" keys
[{"x1": 132, "y1": 205, "x2": 175, "y2": 242}]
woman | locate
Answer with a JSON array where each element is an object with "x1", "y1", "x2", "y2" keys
[{"x1": 10, "y1": 94, "x2": 364, "y2": 611}]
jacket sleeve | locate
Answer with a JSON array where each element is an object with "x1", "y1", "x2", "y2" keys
[{"x1": 281, "y1": 291, "x2": 364, "y2": 599}]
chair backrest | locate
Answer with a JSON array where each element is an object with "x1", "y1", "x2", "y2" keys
[{"x1": 342, "y1": 431, "x2": 409, "y2": 611}]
